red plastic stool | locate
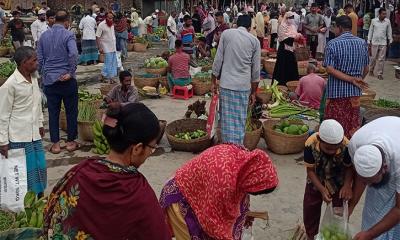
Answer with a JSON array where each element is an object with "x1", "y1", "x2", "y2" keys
[{"x1": 172, "y1": 85, "x2": 193, "y2": 100}]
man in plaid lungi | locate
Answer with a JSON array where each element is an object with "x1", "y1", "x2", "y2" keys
[{"x1": 212, "y1": 15, "x2": 261, "y2": 145}]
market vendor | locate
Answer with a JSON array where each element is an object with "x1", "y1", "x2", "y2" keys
[
  {"x1": 105, "y1": 70, "x2": 138, "y2": 107},
  {"x1": 43, "y1": 103, "x2": 171, "y2": 239},
  {"x1": 348, "y1": 116, "x2": 400, "y2": 240},
  {"x1": 303, "y1": 119, "x2": 353, "y2": 239},
  {"x1": 196, "y1": 37, "x2": 210, "y2": 59},
  {"x1": 167, "y1": 39, "x2": 191, "y2": 91},
  {"x1": 160, "y1": 144, "x2": 278, "y2": 240},
  {"x1": 291, "y1": 63, "x2": 326, "y2": 109}
]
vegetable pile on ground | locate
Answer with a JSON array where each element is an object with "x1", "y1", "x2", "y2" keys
[
  {"x1": 195, "y1": 33, "x2": 205, "y2": 39},
  {"x1": 0, "y1": 210, "x2": 14, "y2": 231},
  {"x1": 92, "y1": 120, "x2": 110, "y2": 155},
  {"x1": 144, "y1": 57, "x2": 168, "y2": 68},
  {"x1": 78, "y1": 101, "x2": 97, "y2": 122},
  {"x1": 174, "y1": 130, "x2": 207, "y2": 140},
  {"x1": 373, "y1": 98, "x2": 400, "y2": 108},
  {"x1": 12, "y1": 191, "x2": 46, "y2": 229},
  {"x1": 320, "y1": 225, "x2": 351, "y2": 240},
  {"x1": 154, "y1": 26, "x2": 166, "y2": 39},
  {"x1": 0, "y1": 61, "x2": 16, "y2": 79},
  {"x1": 196, "y1": 58, "x2": 212, "y2": 67},
  {"x1": 274, "y1": 120, "x2": 309, "y2": 135}
]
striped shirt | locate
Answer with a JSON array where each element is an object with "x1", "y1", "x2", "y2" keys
[
  {"x1": 168, "y1": 51, "x2": 191, "y2": 79},
  {"x1": 323, "y1": 32, "x2": 369, "y2": 99}
]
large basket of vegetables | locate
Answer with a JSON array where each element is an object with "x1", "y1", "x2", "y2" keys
[
  {"x1": 127, "y1": 43, "x2": 135, "y2": 51},
  {"x1": 263, "y1": 119, "x2": 309, "y2": 154},
  {"x1": 133, "y1": 38, "x2": 149, "y2": 52},
  {"x1": 192, "y1": 72, "x2": 212, "y2": 95},
  {"x1": 264, "y1": 59, "x2": 276, "y2": 75},
  {"x1": 134, "y1": 73, "x2": 160, "y2": 89},
  {"x1": 166, "y1": 119, "x2": 211, "y2": 152},
  {"x1": 78, "y1": 100, "x2": 98, "y2": 141},
  {"x1": 244, "y1": 119, "x2": 263, "y2": 150},
  {"x1": 144, "y1": 57, "x2": 168, "y2": 76}
]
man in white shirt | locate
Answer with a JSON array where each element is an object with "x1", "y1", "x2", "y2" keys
[
  {"x1": 96, "y1": 12, "x2": 118, "y2": 83},
  {"x1": 348, "y1": 116, "x2": 400, "y2": 239},
  {"x1": 269, "y1": 15, "x2": 278, "y2": 49},
  {"x1": 0, "y1": 46, "x2": 47, "y2": 196},
  {"x1": 130, "y1": 7, "x2": 139, "y2": 36},
  {"x1": 224, "y1": 8, "x2": 231, "y2": 25},
  {"x1": 79, "y1": 10, "x2": 98, "y2": 65},
  {"x1": 31, "y1": 9, "x2": 48, "y2": 47},
  {"x1": 167, "y1": 11, "x2": 177, "y2": 50},
  {"x1": 143, "y1": 15, "x2": 153, "y2": 34},
  {"x1": 368, "y1": 8, "x2": 393, "y2": 80}
]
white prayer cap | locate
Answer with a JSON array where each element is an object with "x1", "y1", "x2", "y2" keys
[
  {"x1": 38, "y1": 9, "x2": 46, "y2": 15},
  {"x1": 319, "y1": 119, "x2": 344, "y2": 145},
  {"x1": 152, "y1": 14, "x2": 157, "y2": 18},
  {"x1": 354, "y1": 145, "x2": 383, "y2": 178},
  {"x1": 226, "y1": 8, "x2": 231, "y2": 12},
  {"x1": 155, "y1": 9, "x2": 159, "y2": 13}
]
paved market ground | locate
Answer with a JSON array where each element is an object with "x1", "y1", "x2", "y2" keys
[{"x1": 30, "y1": 42, "x2": 400, "y2": 239}]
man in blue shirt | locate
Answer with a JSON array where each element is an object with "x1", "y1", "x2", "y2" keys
[
  {"x1": 37, "y1": 10, "x2": 79, "y2": 154},
  {"x1": 323, "y1": 15, "x2": 369, "y2": 139}
]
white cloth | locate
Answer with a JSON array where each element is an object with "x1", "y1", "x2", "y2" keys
[
  {"x1": 30, "y1": 19, "x2": 48, "y2": 43},
  {"x1": 96, "y1": 21, "x2": 116, "y2": 53},
  {"x1": 144, "y1": 16, "x2": 153, "y2": 26},
  {"x1": 131, "y1": 11, "x2": 139, "y2": 28},
  {"x1": 368, "y1": 18, "x2": 393, "y2": 45},
  {"x1": 138, "y1": 17, "x2": 145, "y2": 36},
  {"x1": 270, "y1": 19, "x2": 278, "y2": 34},
  {"x1": 323, "y1": 16, "x2": 332, "y2": 38},
  {"x1": 79, "y1": 15, "x2": 97, "y2": 40},
  {"x1": 349, "y1": 116, "x2": 400, "y2": 192},
  {"x1": 319, "y1": 119, "x2": 344, "y2": 144},
  {"x1": 167, "y1": 16, "x2": 177, "y2": 37},
  {"x1": 0, "y1": 69, "x2": 43, "y2": 145},
  {"x1": 354, "y1": 145, "x2": 383, "y2": 177}
]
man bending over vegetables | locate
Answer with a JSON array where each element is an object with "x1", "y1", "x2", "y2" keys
[{"x1": 303, "y1": 119, "x2": 353, "y2": 239}]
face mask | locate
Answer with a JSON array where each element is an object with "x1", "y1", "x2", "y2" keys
[{"x1": 287, "y1": 19, "x2": 295, "y2": 25}]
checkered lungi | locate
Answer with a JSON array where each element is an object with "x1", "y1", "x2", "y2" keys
[{"x1": 219, "y1": 87, "x2": 250, "y2": 145}]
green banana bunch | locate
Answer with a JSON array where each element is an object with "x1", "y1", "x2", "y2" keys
[
  {"x1": 92, "y1": 120, "x2": 110, "y2": 155},
  {"x1": 12, "y1": 191, "x2": 47, "y2": 229}
]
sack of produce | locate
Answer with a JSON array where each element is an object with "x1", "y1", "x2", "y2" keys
[
  {"x1": 0, "y1": 149, "x2": 28, "y2": 212},
  {"x1": 316, "y1": 202, "x2": 352, "y2": 240}
]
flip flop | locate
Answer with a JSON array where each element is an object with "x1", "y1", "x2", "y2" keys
[
  {"x1": 49, "y1": 144, "x2": 61, "y2": 154},
  {"x1": 66, "y1": 141, "x2": 81, "y2": 152}
]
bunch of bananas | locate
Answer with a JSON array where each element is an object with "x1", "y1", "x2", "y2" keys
[
  {"x1": 92, "y1": 120, "x2": 110, "y2": 155},
  {"x1": 12, "y1": 191, "x2": 45, "y2": 229}
]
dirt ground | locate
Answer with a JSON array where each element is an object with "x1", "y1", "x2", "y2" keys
[{"x1": 38, "y1": 42, "x2": 400, "y2": 239}]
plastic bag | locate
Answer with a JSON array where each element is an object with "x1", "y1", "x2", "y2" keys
[
  {"x1": 0, "y1": 149, "x2": 28, "y2": 212},
  {"x1": 241, "y1": 226, "x2": 254, "y2": 240},
  {"x1": 316, "y1": 201, "x2": 352, "y2": 240},
  {"x1": 116, "y1": 51, "x2": 123, "y2": 70}
]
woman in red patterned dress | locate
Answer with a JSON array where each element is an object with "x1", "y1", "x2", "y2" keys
[{"x1": 160, "y1": 144, "x2": 279, "y2": 240}]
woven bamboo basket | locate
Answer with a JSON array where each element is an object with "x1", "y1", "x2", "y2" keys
[
  {"x1": 295, "y1": 47, "x2": 310, "y2": 61},
  {"x1": 201, "y1": 64, "x2": 212, "y2": 71},
  {"x1": 166, "y1": 119, "x2": 211, "y2": 152},
  {"x1": 192, "y1": 77, "x2": 212, "y2": 95},
  {"x1": 127, "y1": 43, "x2": 135, "y2": 51},
  {"x1": 256, "y1": 91, "x2": 272, "y2": 104},
  {"x1": 286, "y1": 81, "x2": 299, "y2": 92},
  {"x1": 99, "y1": 83, "x2": 117, "y2": 96},
  {"x1": 99, "y1": 53, "x2": 105, "y2": 63},
  {"x1": 0, "y1": 76, "x2": 7, "y2": 87},
  {"x1": 363, "y1": 108, "x2": 400, "y2": 125},
  {"x1": 264, "y1": 59, "x2": 276, "y2": 75},
  {"x1": 78, "y1": 121, "x2": 94, "y2": 141},
  {"x1": 244, "y1": 120, "x2": 263, "y2": 150},
  {"x1": 145, "y1": 67, "x2": 167, "y2": 76},
  {"x1": 59, "y1": 110, "x2": 67, "y2": 131},
  {"x1": 0, "y1": 47, "x2": 9, "y2": 57},
  {"x1": 134, "y1": 42, "x2": 148, "y2": 52},
  {"x1": 360, "y1": 89, "x2": 377, "y2": 105},
  {"x1": 133, "y1": 75, "x2": 160, "y2": 88},
  {"x1": 263, "y1": 119, "x2": 309, "y2": 154}
]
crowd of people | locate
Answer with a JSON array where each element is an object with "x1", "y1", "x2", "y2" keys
[{"x1": 0, "y1": 0, "x2": 399, "y2": 240}]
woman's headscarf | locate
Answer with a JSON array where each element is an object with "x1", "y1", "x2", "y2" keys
[
  {"x1": 278, "y1": 11, "x2": 298, "y2": 42},
  {"x1": 175, "y1": 144, "x2": 278, "y2": 239},
  {"x1": 255, "y1": 12, "x2": 265, "y2": 38},
  {"x1": 337, "y1": 8, "x2": 345, "y2": 17}
]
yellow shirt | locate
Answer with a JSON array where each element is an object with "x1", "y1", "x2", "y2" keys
[{"x1": 348, "y1": 12, "x2": 358, "y2": 36}]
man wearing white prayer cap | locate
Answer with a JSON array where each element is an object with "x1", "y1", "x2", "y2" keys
[{"x1": 348, "y1": 116, "x2": 400, "y2": 240}]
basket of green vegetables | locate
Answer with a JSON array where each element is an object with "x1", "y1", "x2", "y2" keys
[
  {"x1": 0, "y1": 61, "x2": 16, "y2": 87},
  {"x1": 192, "y1": 71, "x2": 212, "y2": 96},
  {"x1": 78, "y1": 101, "x2": 98, "y2": 141},
  {"x1": 362, "y1": 98, "x2": 400, "y2": 110}
]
